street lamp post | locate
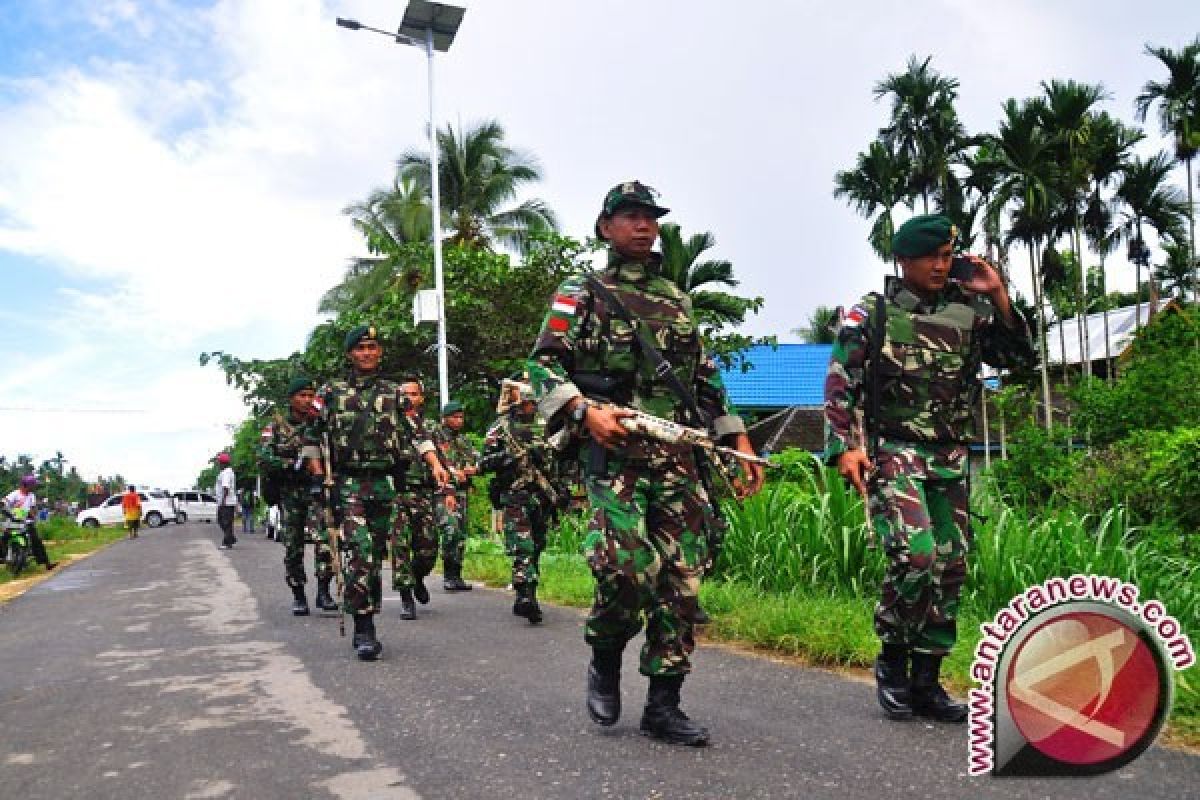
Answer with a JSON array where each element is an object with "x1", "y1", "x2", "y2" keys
[{"x1": 336, "y1": 1, "x2": 466, "y2": 410}]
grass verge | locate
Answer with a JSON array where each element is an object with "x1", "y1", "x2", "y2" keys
[{"x1": 0, "y1": 519, "x2": 127, "y2": 599}]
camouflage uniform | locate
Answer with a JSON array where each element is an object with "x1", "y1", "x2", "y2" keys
[
  {"x1": 258, "y1": 413, "x2": 333, "y2": 590},
  {"x1": 432, "y1": 422, "x2": 478, "y2": 571},
  {"x1": 390, "y1": 426, "x2": 442, "y2": 594},
  {"x1": 479, "y1": 407, "x2": 555, "y2": 592},
  {"x1": 824, "y1": 275, "x2": 1034, "y2": 655},
  {"x1": 528, "y1": 250, "x2": 745, "y2": 677},
  {"x1": 305, "y1": 373, "x2": 436, "y2": 617}
]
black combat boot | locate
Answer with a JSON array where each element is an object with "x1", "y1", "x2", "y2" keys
[
  {"x1": 351, "y1": 614, "x2": 382, "y2": 661},
  {"x1": 692, "y1": 605, "x2": 712, "y2": 625},
  {"x1": 413, "y1": 574, "x2": 430, "y2": 605},
  {"x1": 910, "y1": 652, "x2": 967, "y2": 723},
  {"x1": 442, "y1": 560, "x2": 472, "y2": 592},
  {"x1": 640, "y1": 675, "x2": 709, "y2": 746},
  {"x1": 315, "y1": 577, "x2": 338, "y2": 611},
  {"x1": 290, "y1": 584, "x2": 310, "y2": 616},
  {"x1": 875, "y1": 643, "x2": 912, "y2": 719},
  {"x1": 586, "y1": 647, "x2": 623, "y2": 726},
  {"x1": 398, "y1": 588, "x2": 417, "y2": 620},
  {"x1": 512, "y1": 583, "x2": 542, "y2": 624}
]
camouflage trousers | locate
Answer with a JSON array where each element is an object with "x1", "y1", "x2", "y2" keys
[
  {"x1": 336, "y1": 472, "x2": 398, "y2": 616},
  {"x1": 498, "y1": 490, "x2": 548, "y2": 588},
  {"x1": 868, "y1": 452, "x2": 970, "y2": 655},
  {"x1": 583, "y1": 452, "x2": 709, "y2": 678},
  {"x1": 391, "y1": 488, "x2": 439, "y2": 591},
  {"x1": 435, "y1": 490, "x2": 469, "y2": 566},
  {"x1": 279, "y1": 485, "x2": 333, "y2": 588}
]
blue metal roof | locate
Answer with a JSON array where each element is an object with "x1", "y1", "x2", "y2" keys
[{"x1": 720, "y1": 344, "x2": 831, "y2": 409}]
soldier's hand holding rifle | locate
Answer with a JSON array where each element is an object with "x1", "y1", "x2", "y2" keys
[{"x1": 572, "y1": 398, "x2": 634, "y2": 449}]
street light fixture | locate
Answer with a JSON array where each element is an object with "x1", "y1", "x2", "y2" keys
[{"x1": 335, "y1": 1, "x2": 466, "y2": 410}]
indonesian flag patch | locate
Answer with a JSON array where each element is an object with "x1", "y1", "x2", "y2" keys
[
  {"x1": 842, "y1": 304, "x2": 868, "y2": 328},
  {"x1": 551, "y1": 295, "x2": 578, "y2": 315}
]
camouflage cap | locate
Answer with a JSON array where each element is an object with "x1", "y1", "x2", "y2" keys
[
  {"x1": 594, "y1": 180, "x2": 670, "y2": 240},
  {"x1": 343, "y1": 323, "x2": 379, "y2": 353},
  {"x1": 441, "y1": 401, "x2": 464, "y2": 416},
  {"x1": 286, "y1": 375, "x2": 315, "y2": 397},
  {"x1": 892, "y1": 214, "x2": 958, "y2": 258}
]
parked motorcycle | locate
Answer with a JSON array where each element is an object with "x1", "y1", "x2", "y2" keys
[{"x1": 1, "y1": 507, "x2": 36, "y2": 577}]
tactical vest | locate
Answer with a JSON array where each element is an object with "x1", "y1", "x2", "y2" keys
[
  {"x1": 326, "y1": 376, "x2": 401, "y2": 470},
  {"x1": 573, "y1": 267, "x2": 701, "y2": 423},
  {"x1": 266, "y1": 414, "x2": 307, "y2": 480},
  {"x1": 871, "y1": 287, "x2": 987, "y2": 445}
]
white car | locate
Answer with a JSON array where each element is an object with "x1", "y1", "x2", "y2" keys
[
  {"x1": 76, "y1": 491, "x2": 178, "y2": 529},
  {"x1": 171, "y1": 489, "x2": 219, "y2": 524}
]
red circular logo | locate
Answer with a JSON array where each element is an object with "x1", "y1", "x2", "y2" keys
[{"x1": 1005, "y1": 611, "x2": 1163, "y2": 766}]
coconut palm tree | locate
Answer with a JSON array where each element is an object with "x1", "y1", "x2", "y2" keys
[
  {"x1": 657, "y1": 222, "x2": 762, "y2": 333},
  {"x1": 833, "y1": 140, "x2": 912, "y2": 266},
  {"x1": 873, "y1": 55, "x2": 967, "y2": 213},
  {"x1": 792, "y1": 306, "x2": 840, "y2": 344},
  {"x1": 1114, "y1": 152, "x2": 1190, "y2": 327},
  {"x1": 987, "y1": 98, "x2": 1061, "y2": 428},
  {"x1": 396, "y1": 119, "x2": 557, "y2": 253},
  {"x1": 1136, "y1": 38, "x2": 1200, "y2": 302}
]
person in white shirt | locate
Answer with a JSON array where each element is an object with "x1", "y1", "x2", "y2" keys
[
  {"x1": 2, "y1": 475, "x2": 57, "y2": 569},
  {"x1": 266, "y1": 504, "x2": 281, "y2": 541},
  {"x1": 215, "y1": 454, "x2": 238, "y2": 549}
]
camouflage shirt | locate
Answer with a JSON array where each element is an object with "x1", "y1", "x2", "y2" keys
[
  {"x1": 527, "y1": 249, "x2": 744, "y2": 462},
  {"x1": 433, "y1": 423, "x2": 479, "y2": 489},
  {"x1": 479, "y1": 410, "x2": 551, "y2": 495},
  {"x1": 257, "y1": 411, "x2": 312, "y2": 485},
  {"x1": 824, "y1": 275, "x2": 1035, "y2": 475},
  {"x1": 303, "y1": 371, "x2": 435, "y2": 472}
]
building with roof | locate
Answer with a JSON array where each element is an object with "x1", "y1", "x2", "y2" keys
[
  {"x1": 720, "y1": 344, "x2": 831, "y2": 454},
  {"x1": 1044, "y1": 301, "x2": 1178, "y2": 377}
]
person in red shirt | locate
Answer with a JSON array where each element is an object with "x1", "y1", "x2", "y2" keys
[{"x1": 122, "y1": 486, "x2": 143, "y2": 539}]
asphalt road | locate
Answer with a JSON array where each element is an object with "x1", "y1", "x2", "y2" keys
[{"x1": 0, "y1": 522, "x2": 1195, "y2": 799}]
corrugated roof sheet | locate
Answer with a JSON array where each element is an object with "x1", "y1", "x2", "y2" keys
[
  {"x1": 721, "y1": 344, "x2": 831, "y2": 409},
  {"x1": 1044, "y1": 302, "x2": 1164, "y2": 365}
]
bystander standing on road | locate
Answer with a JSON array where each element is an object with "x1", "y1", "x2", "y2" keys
[
  {"x1": 215, "y1": 453, "x2": 237, "y2": 550},
  {"x1": 240, "y1": 488, "x2": 256, "y2": 534},
  {"x1": 122, "y1": 485, "x2": 142, "y2": 540}
]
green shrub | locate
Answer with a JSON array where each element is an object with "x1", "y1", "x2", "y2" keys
[{"x1": 989, "y1": 423, "x2": 1079, "y2": 504}]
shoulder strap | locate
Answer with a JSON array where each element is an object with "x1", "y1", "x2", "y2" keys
[
  {"x1": 584, "y1": 274, "x2": 706, "y2": 429},
  {"x1": 867, "y1": 292, "x2": 886, "y2": 458}
]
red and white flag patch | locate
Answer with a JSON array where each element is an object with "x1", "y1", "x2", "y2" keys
[
  {"x1": 551, "y1": 295, "x2": 578, "y2": 315},
  {"x1": 842, "y1": 304, "x2": 868, "y2": 327}
]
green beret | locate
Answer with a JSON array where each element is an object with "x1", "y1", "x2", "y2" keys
[
  {"x1": 287, "y1": 375, "x2": 315, "y2": 397},
  {"x1": 892, "y1": 214, "x2": 958, "y2": 258},
  {"x1": 441, "y1": 401, "x2": 464, "y2": 416},
  {"x1": 594, "y1": 180, "x2": 670, "y2": 240},
  {"x1": 343, "y1": 324, "x2": 378, "y2": 353}
]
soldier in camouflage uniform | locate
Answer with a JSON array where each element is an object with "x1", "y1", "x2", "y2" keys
[
  {"x1": 389, "y1": 380, "x2": 453, "y2": 620},
  {"x1": 824, "y1": 214, "x2": 1035, "y2": 722},
  {"x1": 258, "y1": 376, "x2": 336, "y2": 616},
  {"x1": 528, "y1": 181, "x2": 764, "y2": 746},
  {"x1": 433, "y1": 400, "x2": 478, "y2": 592},
  {"x1": 305, "y1": 325, "x2": 449, "y2": 660},
  {"x1": 479, "y1": 384, "x2": 557, "y2": 624}
]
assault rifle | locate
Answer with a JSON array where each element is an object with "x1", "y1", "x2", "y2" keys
[
  {"x1": 496, "y1": 420, "x2": 563, "y2": 511},
  {"x1": 319, "y1": 431, "x2": 345, "y2": 637}
]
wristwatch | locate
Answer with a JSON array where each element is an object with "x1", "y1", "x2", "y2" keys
[{"x1": 570, "y1": 399, "x2": 591, "y2": 425}]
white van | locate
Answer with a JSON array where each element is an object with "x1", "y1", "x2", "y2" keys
[{"x1": 171, "y1": 490, "x2": 219, "y2": 523}]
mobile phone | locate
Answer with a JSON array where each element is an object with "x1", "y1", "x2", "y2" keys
[{"x1": 949, "y1": 255, "x2": 975, "y2": 281}]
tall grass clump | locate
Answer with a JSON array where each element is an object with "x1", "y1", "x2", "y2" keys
[{"x1": 717, "y1": 453, "x2": 883, "y2": 597}]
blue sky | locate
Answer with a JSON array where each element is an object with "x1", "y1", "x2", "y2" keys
[{"x1": 1, "y1": 0, "x2": 1196, "y2": 489}]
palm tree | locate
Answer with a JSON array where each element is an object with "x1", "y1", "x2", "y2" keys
[
  {"x1": 1136, "y1": 38, "x2": 1200, "y2": 302},
  {"x1": 1114, "y1": 152, "x2": 1190, "y2": 327},
  {"x1": 1037, "y1": 80, "x2": 1109, "y2": 380},
  {"x1": 987, "y1": 98, "x2": 1061, "y2": 428},
  {"x1": 1156, "y1": 241, "x2": 1195, "y2": 300},
  {"x1": 793, "y1": 306, "x2": 839, "y2": 344},
  {"x1": 833, "y1": 140, "x2": 912, "y2": 266},
  {"x1": 319, "y1": 178, "x2": 433, "y2": 314},
  {"x1": 396, "y1": 119, "x2": 557, "y2": 253},
  {"x1": 1083, "y1": 113, "x2": 1143, "y2": 381},
  {"x1": 873, "y1": 55, "x2": 967, "y2": 213},
  {"x1": 657, "y1": 223, "x2": 761, "y2": 333}
]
